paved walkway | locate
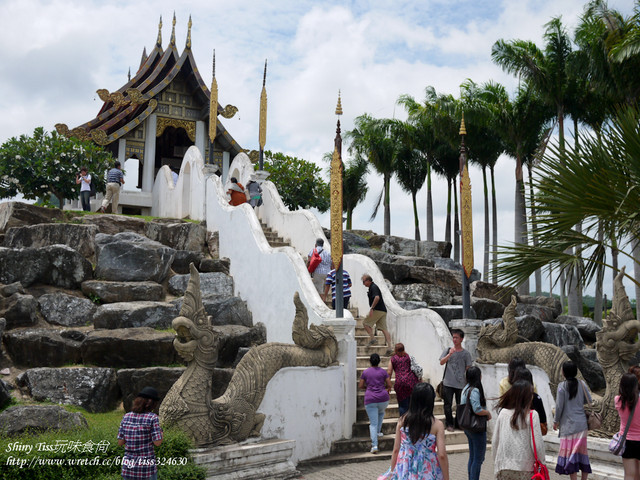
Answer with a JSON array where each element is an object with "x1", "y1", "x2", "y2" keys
[{"x1": 297, "y1": 452, "x2": 567, "y2": 479}]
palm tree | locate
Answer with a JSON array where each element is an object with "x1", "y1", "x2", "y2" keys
[
  {"x1": 480, "y1": 82, "x2": 552, "y2": 294},
  {"x1": 494, "y1": 106, "x2": 640, "y2": 296},
  {"x1": 346, "y1": 114, "x2": 396, "y2": 236},
  {"x1": 390, "y1": 120, "x2": 429, "y2": 240},
  {"x1": 342, "y1": 156, "x2": 369, "y2": 230}
]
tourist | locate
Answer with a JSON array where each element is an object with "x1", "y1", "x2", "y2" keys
[
  {"x1": 101, "y1": 161, "x2": 124, "y2": 213},
  {"x1": 308, "y1": 238, "x2": 331, "y2": 295},
  {"x1": 460, "y1": 366, "x2": 491, "y2": 480},
  {"x1": 378, "y1": 382, "x2": 449, "y2": 480},
  {"x1": 438, "y1": 328, "x2": 472, "y2": 432},
  {"x1": 227, "y1": 177, "x2": 247, "y2": 206},
  {"x1": 513, "y1": 367, "x2": 547, "y2": 435},
  {"x1": 362, "y1": 273, "x2": 392, "y2": 354},
  {"x1": 492, "y1": 380, "x2": 547, "y2": 479},
  {"x1": 387, "y1": 343, "x2": 420, "y2": 417},
  {"x1": 171, "y1": 167, "x2": 179, "y2": 187},
  {"x1": 628, "y1": 365, "x2": 640, "y2": 384},
  {"x1": 246, "y1": 178, "x2": 263, "y2": 208},
  {"x1": 499, "y1": 357, "x2": 526, "y2": 396},
  {"x1": 554, "y1": 361, "x2": 592, "y2": 479},
  {"x1": 359, "y1": 353, "x2": 392, "y2": 454},
  {"x1": 616, "y1": 373, "x2": 640, "y2": 479},
  {"x1": 324, "y1": 264, "x2": 352, "y2": 309},
  {"x1": 117, "y1": 386, "x2": 164, "y2": 480},
  {"x1": 76, "y1": 166, "x2": 91, "y2": 212}
]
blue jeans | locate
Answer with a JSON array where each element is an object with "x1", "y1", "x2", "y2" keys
[
  {"x1": 80, "y1": 190, "x2": 91, "y2": 211},
  {"x1": 464, "y1": 430, "x2": 486, "y2": 480},
  {"x1": 364, "y1": 401, "x2": 388, "y2": 448}
]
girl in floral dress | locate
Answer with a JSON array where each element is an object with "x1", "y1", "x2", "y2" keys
[{"x1": 378, "y1": 383, "x2": 449, "y2": 480}]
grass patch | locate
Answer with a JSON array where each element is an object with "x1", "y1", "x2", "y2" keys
[{"x1": 0, "y1": 405, "x2": 205, "y2": 480}]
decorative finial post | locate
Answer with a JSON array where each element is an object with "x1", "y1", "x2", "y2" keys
[
  {"x1": 208, "y1": 49, "x2": 218, "y2": 165},
  {"x1": 127, "y1": 67, "x2": 131, "y2": 82},
  {"x1": 156, "y1": 16, "x2": 163, "y2": 47},
  {"x1": 458, "y1": 112, "x2": 474, "y2": 319},
  {"x1": 331, "y1": 90, "x2": 345, "y2": 318},
  {"x1": 170, "y1": 12, "x2": 176, "y2": 46},
  {"x1": 186, "y1": 15, "x2": 192, "y2": 50},
  {"x1": 258, "y1": 59, "x2": 268, "y2": 170}
]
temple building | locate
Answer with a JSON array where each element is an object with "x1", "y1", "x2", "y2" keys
[{"x1": 56, "y1": 14, "x2": 246, "y2": 214}]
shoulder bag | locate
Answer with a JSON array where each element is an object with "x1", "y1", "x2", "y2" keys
[
  {"x1": 530, "y1": 410, "x2": 550, "y2": 480},
  {"x1": 580, "y1": 380, "x2": 602, "y2": 430},
  {"x1": 609, "y1": 399, "x2": 637, "y2": 456},
  {"x1": 436, "y1": 359, "x2": 447, "y2": 399},
  {"x1": 456, "y1": 387, "x2": 487, "y2": 433},
  {"x1": 409, "y1": 355, "x2": 423, "y2": 380},
  {"x1": 308, "y1": 248, "x2": 321, "y2": 273}
]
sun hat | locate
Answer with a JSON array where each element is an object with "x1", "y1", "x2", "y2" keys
[{"x1": 138, "y1": 386, "x2": 160, "y2": 401}]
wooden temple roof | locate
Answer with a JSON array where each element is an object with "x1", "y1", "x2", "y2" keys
[{"x1": 56, "y1": 15, "x2": 242, "y2": 157}]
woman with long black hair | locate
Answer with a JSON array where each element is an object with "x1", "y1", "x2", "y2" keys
[
  {"x1": 554, "y1": 361, "x2": 592, "y2": 479},
  {"x1": 460, "y1": 366, "x2": 491, "y2": 480},
  {"x1": 378, "y1": 382, "x2": 449, "y2": 480}
]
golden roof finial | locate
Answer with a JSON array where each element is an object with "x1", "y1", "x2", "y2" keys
[
  {"x1": 127, "y1": 67, "x2": 131, "y2": 82},
  {"x1": 459, "y1": 112, "x2": 467, "y2": 136},
  {"x1": 156, "y1": 16, "x2": 162, "y2": 46},
  {"x1": 186, "y1": 15, "x2": 192, "y2": 49},
  {"x1": 170, "y1": 12, "x2": 176, "y2": 46},
  {"x1": 335, "y1": 90, "x2": 343, "y2": 116},
  {"x1": 262, "y1": 59, "x2": 267, "y2": 87}
]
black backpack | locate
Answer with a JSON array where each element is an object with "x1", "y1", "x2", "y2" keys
[{"x1": 89, "y1": 175, "x2": 97, "y2": 197}]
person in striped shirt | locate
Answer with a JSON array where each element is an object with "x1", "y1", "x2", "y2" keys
[
  {"x1": 100, "y1": 161, "x2": 125, "y2": 213},
  {"x1": 324, "y1": 266, "x2": 352, "y2": 309}
]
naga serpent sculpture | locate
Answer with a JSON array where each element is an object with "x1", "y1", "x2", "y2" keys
[
  {"x1": 476, "y1": 295, "x2": 585, "y2": 399},
  {"x1": 159, "y1": 264, "x2": 338, "y2": 446},
  {"x1": 594, "y1": 267, "x2": 640, "y2": 434}
]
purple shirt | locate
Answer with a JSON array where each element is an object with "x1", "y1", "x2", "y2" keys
[{"x1": 361, "y1": 366, "x2": 390, "y2": 405}]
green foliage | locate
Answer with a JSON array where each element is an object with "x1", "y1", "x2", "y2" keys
[
  {"x1": 263, "y1": 150, "x2": 330, "y2": 212},
  {"x1": 0, "y1": 127, "x2": 114, "y2": 209},
  {"x1": 0, "y1": 407, "x2": 205, "y2": 480}
]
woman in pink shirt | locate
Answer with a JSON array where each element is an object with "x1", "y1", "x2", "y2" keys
[{"x1": 615, "y1": 373, "x2": 640, "y2": 479}]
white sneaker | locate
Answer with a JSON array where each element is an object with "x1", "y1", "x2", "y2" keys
[
  {"x1": 378, "y1": 432, "x2": 383, "y2": 437},
  {"x1": 370, "y1": 446, "x2": 378, "y2": 454}
]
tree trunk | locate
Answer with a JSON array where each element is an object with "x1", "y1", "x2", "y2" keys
[
  {"x1": 346, "y1": 208, "x2": 353, "y2": 230},
  {"x1": 528, "y1": 166, "x2": 541, "y2": 296},
  {"x1": 567, "y1": 118, "x2": 581, "y2": 316},
  {"x1": 454, "y1": 175, "x2": 460, "y2": 264},
  {"x1": 634, "y1": 238, "x2": 640, "y2": 321},
  {"x1": 412, "y1": 192, "x2": 420, "y2": 241},
  {"x1": 593, "y1": 225, "x2": 604, "y2": 325},
  {"x1": 491, "y1": 165, "x2": 498, "y2": 284},
  {"x1": 426, "y1": 163, "x2": 433, "y2": 242},
  {"x1": 384, "y1": 173, "x2": 391, "y2": 236},
  {"x1": 514, "y1": 155, "x2": 529, "y2": 296},
  {"x1": 482, "y1": 166, "x2": 489, "y2": 283},
  {"x1": 445, "y1": 177, "x2": 452, "y2": 244}
]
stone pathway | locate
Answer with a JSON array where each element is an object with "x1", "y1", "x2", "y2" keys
[{"x1": 297, "y1": 451, "x2": 567, "y2": 480}]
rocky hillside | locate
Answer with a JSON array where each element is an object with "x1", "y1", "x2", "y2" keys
[{"x1": 0, "y1": 201, "x2": 265, "y2": 431}]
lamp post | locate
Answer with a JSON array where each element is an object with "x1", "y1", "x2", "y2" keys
[
  {"x1": 459, "y1": 114, "x2": 473, "y2": 319},
  {"x1": 331, "y1": 92, "x2": 344, "y2": 318}
]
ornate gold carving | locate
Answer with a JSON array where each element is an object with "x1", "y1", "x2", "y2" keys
[
  {"x1": 460, "y1": 163, "x2": 474, "y2": 277},
  {"x1": 56, "y1": 124, "x2": 94, "y2": 142},
  {"x1": 156, "y1": 117, "x2": 196, "y2": 142},
  {"x1": 186, "y1": 15, "x2": 192, "y2": 49},
  {"x1": 259, "y1": 60, "x2": 268, "y2": 149},
  {"x1": 170, "y1": 12, "x2": 176, "y2": 46},
  {"x1": 209, "y1": 50, "x2": 217, "y2": 143},
  {"x1": 55, "y1": 123, "x2": 71, "y2": 138},
  {"x1": 91, "y1": 129, "x2": 109, "y2": 145},
  {"x1": 127, "y1": 88, "x2": 146, "y2": 105},
  {"x1": 220, "y1": 105, "x2": 238, "y2": 119},
  {"x1": 156, "y1": 16, "x2": 163, "y2": 46},
  {"x1": 97, "y1": 88, "x2": 147, "y2": 108},
  {"x1": 247, "y1": 150, "x2": 259, "y2": 164},
  {"x1": 330, "y1": 147, "x2": 343, "y2": 270}
]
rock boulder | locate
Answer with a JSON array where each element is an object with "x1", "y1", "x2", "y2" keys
[
  {"x1": 0, "y1": 293, "x2": 39, "y2": 329},
  {"x1": 80, "y1": 214, "x2": 147, "y2": 235},
  {"x1": 214, "y1": 323, "x2": 267, "y2": 367},
  {"x1": 93, "y1": 301, "x2": 179, "y2": 329},
  {"x1": 541, "y1": 322, "x2": 586, "y2": 350},
  {"x1": 3, "y1": 223, "x2": 98, "y2": 259},
  {"x1": 4, "y1": 328, "x2": 82, "y2": 367},
  {"x1": 0, "y1": 202, "x2": 64, "y2": 234},
  {"x1": 19, "y1": 367, "x2": 119, "y2": 413},
  {"x1": 168, "y1": 272, "x2": 234, "y2": 297},
  {"x1": 554, "y1": 315, "x2": 601, "y2": 342},
  {"x1": 392, "y1": 283, "x2": 452, "y2": 306},
  {"x1": 95, "y1": 232, "x2": 175, "y2": 282},
  {"x1": 368, "y1": 235, "x2": 451, "y2": 258},
  {"x1": 81, "y1": 280, "x2": 164, "y2": 303},
  {"x1": 145, "y1": 221, "x2": 207, "y2": 252},
  {"x1": 518, "y1": 295, "x2": 562, "y2": 317},
  {"x1": 117, "y1": 367, "x2": 184, "y2": 412},
  {"x1": 472, "y1": 297, "x2": 505, "y2": 320},
  {"x1": 38, "y1": 292, "x2": 96, "y2": 327},
  {"x1": 516, "y1": 304, "x2": 557, "y2": 323},
  {"x1": 199, "y1": 258, "x2": 231, "y2": 274},
  {"x1": 470, "y1": 281, "x2": 517, "y2": 307},
  {"x1": 0, "y1": 405, "x2": 88, "y2": 436}
]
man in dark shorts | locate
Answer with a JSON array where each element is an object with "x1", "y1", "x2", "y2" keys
[
  {"x1": 361, "y1": 273, "x2": 392, "y2": 355},
  {"x1": 439, "y1": 328, "x2": 472, "y2": 431}
]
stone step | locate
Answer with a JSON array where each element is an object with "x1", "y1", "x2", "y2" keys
[
  {"x1": 356, "y1": 391, "x2": 397, "y2": 407},
  {"x1": 355, "y1": 336, "x2": 393, "y2": 347},
  {"x1": 351, "y1": 413, "x2": 453, "y2": 438},
  {"x1": 356, "y1": 356, "x2": 393, "y2": 368},
  {"x1": 357, "y1": 345, "x2": 392, "y2": 356},
  {"x1": 356, "y1": 404, "x2": 401, "y2": 422},
  {"x1": 331, "y1": 429, "x2": 470, "y2": 454}
]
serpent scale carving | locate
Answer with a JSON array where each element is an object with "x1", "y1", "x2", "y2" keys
[{"x1": 160, "y1": 264, "x2": 338, "y2": 446}]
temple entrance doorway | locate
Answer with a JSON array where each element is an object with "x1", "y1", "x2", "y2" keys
[{"x1": 155, "y1": 126, "x2": 193, "y2": 177}]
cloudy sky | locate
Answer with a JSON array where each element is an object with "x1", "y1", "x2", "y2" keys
[{"x1": 0, "y1": 0, "x2": 636, "y2": 298}]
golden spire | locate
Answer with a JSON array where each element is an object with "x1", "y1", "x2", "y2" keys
[
  {"x1": 335, "y1": 90, "x2": 343, "y2": 116},
  {"x1": 186, "y1": 15, "x2": 192, "y2": 50},
  {"x1": 259, "y1": 59, "x2": 268, "y2": 150},
  {"x1": 170, "y1": 12, "x2": 176, "y2": 46},
  {"x1": 209, "y1": 50, "x2": 218, "y2": 144},
  {"x1": 156, "y1": 16, "x2": 162, "y2": 46},
  {"x1": 459, "y1": 112, "x2": 467, "y2": 136}
]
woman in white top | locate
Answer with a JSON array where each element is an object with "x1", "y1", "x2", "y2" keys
[{"x1": 492, "y1": 380, "x2": 546, "y2": 480}]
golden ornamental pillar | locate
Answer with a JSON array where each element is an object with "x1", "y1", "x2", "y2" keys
[
  {"x1": 459, "y1": 114, "x2": 474, "y2": 318},
  {"x1": 331, "y1": 92, "x2": 345, "y2": 317}
]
